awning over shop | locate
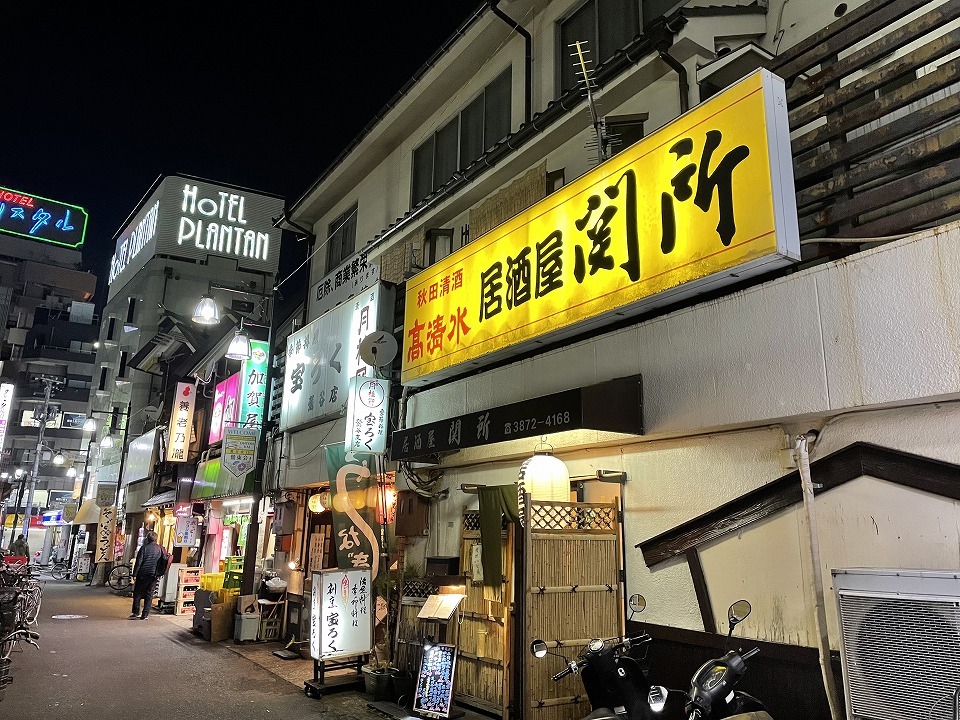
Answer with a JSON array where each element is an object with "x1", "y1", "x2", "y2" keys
[
  {"x1": 191, "y1": 456, "x2": 250, "y2": 500},
  {"x1": 72, "y1": 500, "x2": 103, "y2": 525},
  {"x1": 142, "y1": 490, "x2": 176, "y2": 509}
]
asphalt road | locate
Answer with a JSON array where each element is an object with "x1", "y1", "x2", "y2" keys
[{"x1": 1, "y1": 576, "x2": 382, "y2": 719}]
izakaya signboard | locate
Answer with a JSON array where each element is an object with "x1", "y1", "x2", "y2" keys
[
  {"x1": 401, "y1": 69, "x2": 799, "y2": 385},
  {"x1": 166, "y1": 382, "x2": 196, "y2": 462},
  {"x1": 0, "y1": 383, "x2": 13, "y2": 456},
  {"x1": 310, "y1": 568, "x2": 372, "y2": 660},
  {"x1": 239, "y1": 340, "x2": 269, "y2": 427},
  {"x1": 308, "y1": 250, "x2": 380, "y2": 322},
  {"x1": 175, "y1": 515, "x2": 199, "y2": 547},
  {"x1": 107, "y1": 176, "x2": 283, "y2": 299},
  {"x1": 345, "y1": 377, "x2": 390, "y2": 455},
  {"x1": 209, "y1": 372, "x2": 240, "y2": 444},
  {"x1": 280, "y1": 284, "x2": 391, "y2": 431},
  {"x1": 0, "y1": 185, "x2": 88, "y2": 249}
]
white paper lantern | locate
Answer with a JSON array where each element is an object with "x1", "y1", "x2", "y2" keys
[{"x1": 519, "y1": 452, "x2": 570, "y2": 502}]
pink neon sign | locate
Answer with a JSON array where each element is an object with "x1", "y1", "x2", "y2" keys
[{"x1": 208, "y1": 372, "x2": 240, "y2": 444}]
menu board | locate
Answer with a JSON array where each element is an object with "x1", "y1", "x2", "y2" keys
[
  {"x1": 310, "y1": 568, "x2": 372, "y2": 660},
  {"x1": 413, "y1": 643, "x2": 458, "y2": 717}
]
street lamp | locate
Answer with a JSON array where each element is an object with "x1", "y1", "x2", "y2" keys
[
  {"x1": 225, "y1": 319, "x2": 252, "y2": 361},
  {"x1": 99, "y1": 432, "x2": 115, "y2": 449},
  {"x1": 192, "y1": 294, "x2": 220, "y2": 325}
]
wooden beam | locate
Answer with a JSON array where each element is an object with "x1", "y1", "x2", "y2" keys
[{"x1": 686, "y1": 548, "x2": 716, "y2": 634}]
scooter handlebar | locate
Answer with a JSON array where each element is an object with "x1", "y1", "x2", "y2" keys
[
  {"x1": 620, "y1": 634, "x2": 651, "y2": 650},
  {"x1": 551, "y1": 659, "x2": 586, "y2": 682}
]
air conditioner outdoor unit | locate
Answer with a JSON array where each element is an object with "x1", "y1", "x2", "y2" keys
[{"x1": 833, "y1": 567, "x2": 960, "y2": 720}]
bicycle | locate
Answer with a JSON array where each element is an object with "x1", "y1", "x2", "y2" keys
[
  {"x1": 50, "y1": 560, "x2": 73, "y2": 581},
  {"x1": 108, "y1": 562, "x2": 133, "y2": 592},
  {"x1": 0, "y1": 620, "x2": 40, "y2": 703}
]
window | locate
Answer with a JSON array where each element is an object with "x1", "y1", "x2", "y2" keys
[
  {"x1": 560, "y1": 0, "x2": 640, "y2": 93},
  {"x1": 126, "y1": 297, "x2": 137, "y2": 324},
  {"x1": 98, "y1": 367, "x2": 109, "y2": 391},
  {"x1": 106, "y1": 317, "x2": 117, "y2": 341},
  {"x1": 606, "y1": 113, "x2": 647, "y2": 155},
  {"x1": 118, "y1": 351, "x2": 128, "y2": 379},
  {"x1": 411, "y1": 67, "x2": 513, "y2": 207},
  {"x1": 326, "y1": 204, "x2": 358, "y2": 271}
]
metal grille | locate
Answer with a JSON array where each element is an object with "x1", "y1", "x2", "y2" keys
[
  {"x1": 463, "y1": 511, "x2": 480, "y2": 532},
  {"x1": 530, "y1": 503, "x2": 617, "y2": 531},
  {"x1": 403, "y1": 579, "x2": 438, "y2": 599},
  {"x1": 839, "y1": 592, "x2": 960, "y2": 720}
]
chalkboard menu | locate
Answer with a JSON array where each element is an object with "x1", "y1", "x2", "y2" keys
[{"x1": 413, "y1": 642, "x2": 458, "y2": 717}]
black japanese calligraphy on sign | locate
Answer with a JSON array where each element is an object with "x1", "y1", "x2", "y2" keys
[
  {"x1": 310, "y1": 569, "x2": 372, "y2": 660},
  {"x1": 660, "y1": 130, "x2": 750, "y2": 254}
]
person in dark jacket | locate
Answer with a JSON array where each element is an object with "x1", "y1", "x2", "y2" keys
[{"x1": 130, "y1": 531, "x2": 163, "y2": 619}]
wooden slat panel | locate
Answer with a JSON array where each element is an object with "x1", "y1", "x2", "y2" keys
[
  {"x1": 786, "y1": 0, "x2": 960, "y2": 106},
  {"x1": 837, "y1": 192, "x2": 960, "y2": 236},
  {"x1": 789, "y1": 26, "x2": 960, "y2": 128},
  {"x1": 792, "y1": 59, "x2": 960, "y2": 154},
  {"x1": 799, "y1": 157, "x2": 960, "y2": 233},
  {"x1": 774, "y1": 0, "x2": 920, "y2": 80},
  {"x1": 794, "y1": 91, "x2": 960, "y2": 183},
  {"x1": 796, "y1": 123, "x2": 960, "y2": 208}
]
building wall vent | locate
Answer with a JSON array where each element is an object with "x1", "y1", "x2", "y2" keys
[{"x1": 833, "y1": 568, "x2": 960, "y2": 720}]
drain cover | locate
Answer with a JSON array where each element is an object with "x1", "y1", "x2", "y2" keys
[{"x1": 51, "y1": 614, "x2": 88, "y2": 620}]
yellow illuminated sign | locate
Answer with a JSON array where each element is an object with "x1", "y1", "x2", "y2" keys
[{"x1": 401, "y1": 70, "x2": 798, "y2": 384}]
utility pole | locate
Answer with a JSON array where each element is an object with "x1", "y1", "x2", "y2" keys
[{"x1": 21, "y1": 378, "x2": 54, "y2": 540}]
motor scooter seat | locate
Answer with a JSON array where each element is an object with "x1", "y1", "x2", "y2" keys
[{"x1": 582, "y1": 707, "x2": 622, "y2": 720}]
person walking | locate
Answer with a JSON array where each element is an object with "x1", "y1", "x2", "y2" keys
[
  {"x1": 9, "y1": 534, "x2": 29, "y2": 559},
  {"x1": 130, "y1": 531, "x2": 164, "y2": 619}
]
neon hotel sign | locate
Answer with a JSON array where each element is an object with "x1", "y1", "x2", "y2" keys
[{"x1": 108, "y1": 183, "x2": 272, "y2": 285}]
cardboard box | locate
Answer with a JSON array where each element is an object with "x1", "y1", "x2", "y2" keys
[
  {"x1": 237, "y1": 594, "x2": 259, "y2": 615},
  {"x1": 210, "y1": 602, "x2": 235, "y2": 643}
]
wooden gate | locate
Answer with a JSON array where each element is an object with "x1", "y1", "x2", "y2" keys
[
  {"x1": 524, "y1": 499, "x2": 624, "y2": 720},
  {"x1": 456, "y1": 509, "x2": 514, "y2": 719}
]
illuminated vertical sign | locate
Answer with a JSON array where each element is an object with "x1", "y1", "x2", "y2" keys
[
  {"x1": 0, "y1": 383, "x2": 13, "y2": 455},
  {"x1": 0, "y1": 185, "x2": 88, "y2": 249},
  {"x1": 209, "y1": 373, "x2": 240, "y2": 444},
  {"x1": 345, "y1": 377, "x2": 390, "y2": 455},
  {"x1": 239, "y1": 340, "x2": 269, "y2": 428},
  {"x1": 166, "y1": 382, "x2": 196, "y2": 463}
]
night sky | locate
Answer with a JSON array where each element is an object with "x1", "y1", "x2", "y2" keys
[{"x1": 1, "y1": 3, "x2": 481, "y2": 314}]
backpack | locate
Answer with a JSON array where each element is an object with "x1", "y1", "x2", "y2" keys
[{"x1": 155, "y1": 546, "x2": 170, "y2": 576}]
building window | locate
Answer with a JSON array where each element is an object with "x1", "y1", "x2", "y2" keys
[
  {"x1": 106, "y1": 317, "x2": 117, "y2": 341},
  {"x1": 560, "y1": 0, "x2": 641, "y2": 93},
  {"x1": 326, "y1": 204, "x2": 358, "y2": 272},
  {"x1": 605, "y1": 113, "x2": 648, "y2": 155},
  {"x1": 546, "y1": 169, "x2": 566, "y2": 194},
  {"x1": 411, "y1": 67, "x2": 513, "y2": 207},
  {"x1": 98, "y1": 367, "x2": 109, "y2": 391},
  {"x1": 118, "y1": 351, "x2": 129, "y2": 379},
  {"x1": 126, "y1": 297, "x2": 137, "y2": 324}
]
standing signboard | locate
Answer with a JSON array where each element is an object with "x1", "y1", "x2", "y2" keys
[
  {"x1": 413, "y1": 643, "x2": 459, "y2": 718},
  {"x1": 95, "y1": 506, "x2": 117, "y2": 563},
  {"x1": 310, "y1": 568, "x2": 372, "y2": 660}
]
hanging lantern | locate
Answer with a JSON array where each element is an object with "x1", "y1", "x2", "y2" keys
[
  {"x1": 519, "y1": 452, "x2": 570, "y2": 502},
  {"x1": 307, "y1": 493, "x2": 326, "y2": 513},
  {"x1": 318, "y1": 489, "x2": 332, "y2": 510}
]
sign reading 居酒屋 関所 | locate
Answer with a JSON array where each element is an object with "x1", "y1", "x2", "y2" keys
[
  {"x1": 401, "y1": 69, "x2": 799, "y2": 385},
  {"x1": 106, "y1": 176, "x2": 283, "y2": 300},
  {"x1": 0, "y1": 186, "x2": 88, "y2": 249}
]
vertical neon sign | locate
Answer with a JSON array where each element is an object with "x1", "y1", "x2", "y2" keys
[{"x1": 166, "y1": 382, "x2": 196, "y2": 463}]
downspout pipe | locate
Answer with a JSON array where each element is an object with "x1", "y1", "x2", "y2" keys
[
  {"x1": 490, "y1": 0, "x2": 532, "y2": 123},
  {"x1": 648, "y1": 16, "x2": 690, "y2": 114}
]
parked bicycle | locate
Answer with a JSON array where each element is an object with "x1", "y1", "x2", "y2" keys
[{"x1": 108, "y1": 562, "x2": 133, "y2": 593}]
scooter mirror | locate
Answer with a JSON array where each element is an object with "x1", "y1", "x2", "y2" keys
[
  {"x1": 628, "y1": 594, "x2": 646, "y2": 614},
  {"x1": 647, "y1": 685, "x2": 668, "y2": 712},
  {"x1": 728, "y1": 599, "x2": 752, "y2": 627},
  {"x1": 530, "y1": 639, "x2": 549, "y2": 658}
]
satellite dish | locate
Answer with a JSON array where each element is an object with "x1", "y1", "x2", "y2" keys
[
  {"x1": 142, "y1": 404, "x2": 162, "y2": 422},
  {"x1": 358, "y1": 331, "x2": 398, "y2": 367}
]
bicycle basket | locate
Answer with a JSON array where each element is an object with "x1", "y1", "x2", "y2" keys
[{"x1": 0, "y1": 590, "x2": 19, "y2": 630}]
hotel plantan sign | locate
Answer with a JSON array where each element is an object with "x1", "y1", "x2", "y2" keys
[
  {"x1": 107, "y1": 175, "x2": 283, "y2": 299},
  {"x1": 0, "y1": 186, "x2": 88, "y2": 249},
  {"x1": 401, "y1": 70, "x2": 799, "y2": 385}
]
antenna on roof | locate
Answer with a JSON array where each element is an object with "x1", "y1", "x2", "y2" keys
[{"x1": 570, "y1": 40, "x2": 609, "y2": 166}]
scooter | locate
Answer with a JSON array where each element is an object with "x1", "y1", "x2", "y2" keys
[
  {"x1": 647, "y1": 600, "x2": 772, "y2": 720},
  {"x1": 530, "y1": 594, "x2": 656, "y2": 720}
]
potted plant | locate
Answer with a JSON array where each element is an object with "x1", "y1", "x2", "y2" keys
[{"x1": 362, "y1": 658, "x2": 399, "y2": 701}]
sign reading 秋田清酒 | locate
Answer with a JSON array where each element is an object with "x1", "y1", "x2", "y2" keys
[
  {"x1": 0, "y1": 186, "x2": 88, "y2": 249},
  {"x1": 401, "y1": 69, "x2": 799, "y2": 385},
  {"x1": 166, "y1": 382, "x2": 196, "y2": 462}
]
